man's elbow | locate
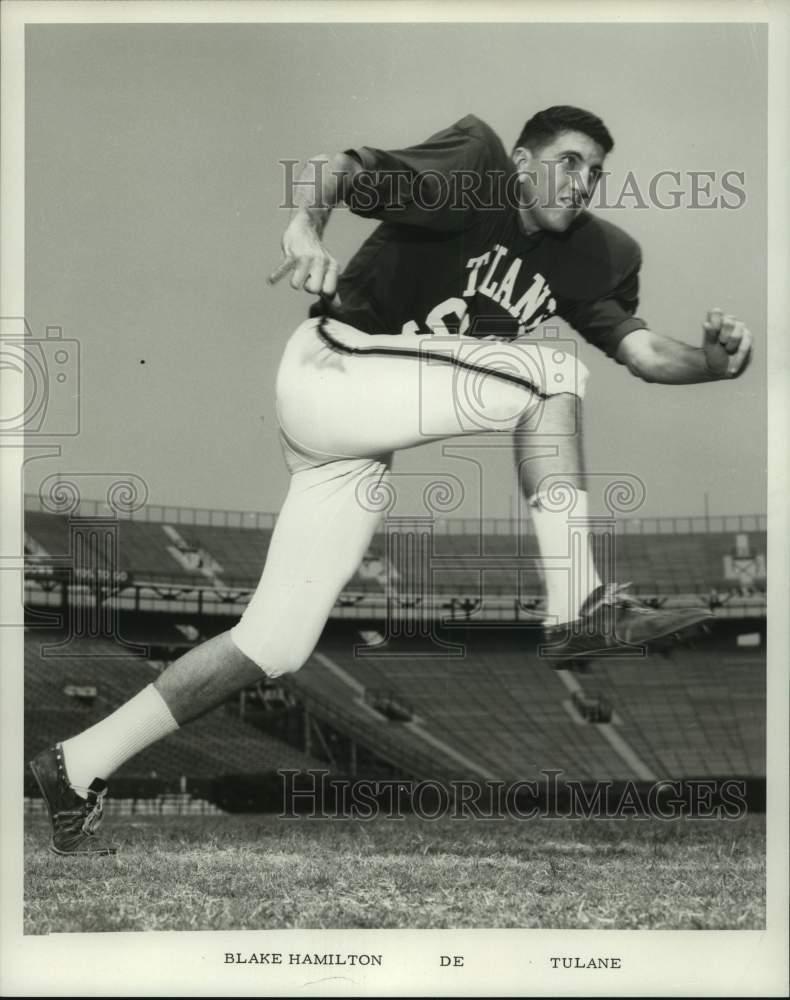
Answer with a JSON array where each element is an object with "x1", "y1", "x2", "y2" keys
[
  {"x1": 330, "y1": 151, "x2": 363, "y2": 182},
  {"x1": 616, "y1": 331, "x2": 663, "y2": 383},
  {"x1": 624, "y1": 353, "x2": 661, "y2": 383},
  {"x1": 304, "y1": 151, "x2": 362, "y2": 181}
]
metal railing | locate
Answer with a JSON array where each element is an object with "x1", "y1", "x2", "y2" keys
[
  {"x1": 23, "y1": 493, "x2": 278, "y2": 530},
  {"x1": 23, "y1": 494, "x2": 766, "y2": 536}
]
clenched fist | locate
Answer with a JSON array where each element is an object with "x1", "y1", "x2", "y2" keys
[
  {"x1": 702, "y1": 308, "x2": 753, "y2": 379},
  {"x1": 267, "y1": 217, "x2": 339, "y2": 296}
]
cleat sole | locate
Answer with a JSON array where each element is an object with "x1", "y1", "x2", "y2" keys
[
  {"x1": 545, "y1": 616, "x2": 716, "y2": 664},
  {"x1": 48, "y1": 843, "x2": 116, "y2": 857}
]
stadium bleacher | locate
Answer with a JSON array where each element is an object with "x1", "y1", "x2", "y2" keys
[
  {"x1": 291, "y1": 620, "x2": 765, "y2": 783},
  {"x1": 24, "y1": 504, "x2": 766, "y2": 595},
  {"x1": 306, "y1": 629, "x2": 629, "y2": 780},
  {"x1": 588, "y1": 643, "x2": 765, "y2": 777},
  {"x1": 172, "y1": 524, "x2": 272, "y2": 580},
  {"x1": 23, "y1": 501, "x2": 767, "y2": 802}
]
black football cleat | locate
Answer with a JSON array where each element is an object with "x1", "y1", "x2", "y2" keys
[
  {"x1": 29, "y1": 745, "x2": 118, "y2": 856},
  {"x1": 540, "y1": 582, "x2": 714, "y2": 665}
]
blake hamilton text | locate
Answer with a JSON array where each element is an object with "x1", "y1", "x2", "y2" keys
[{"x1": 224, "y1": 952, "x2": 383, "y2": 967}]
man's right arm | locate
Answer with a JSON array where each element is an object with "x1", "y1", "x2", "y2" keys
[{"x1": 268, "y1": 151, "x2": 362, "y2": 296}]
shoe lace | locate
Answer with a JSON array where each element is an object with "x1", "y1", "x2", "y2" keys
[
  {"x1": 598, "y1": 582, "x2": 652, "y2": 613},
  {"x1": 80, "y1": 785, "x2": 107, "y2": 836}
]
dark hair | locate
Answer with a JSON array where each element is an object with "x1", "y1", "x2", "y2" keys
[{"x1": 514, "y1": 106, "x2": 614, "y2": 155}]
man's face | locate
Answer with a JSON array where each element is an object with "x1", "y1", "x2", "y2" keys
[{"x1": 513, "y1": 130, "x2": 606, "y2": 234}]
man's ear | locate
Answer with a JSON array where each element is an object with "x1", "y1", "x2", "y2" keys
[{"x1": 512, "y1": 146, "x2": 534, "y2": 179}]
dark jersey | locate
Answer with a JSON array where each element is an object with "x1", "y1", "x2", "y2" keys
[{"x1": 312, "y1": 114, "x2": 647, "y2": 359}]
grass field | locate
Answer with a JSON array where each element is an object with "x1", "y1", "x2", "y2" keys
[{"x1": 24, "y1": 811, "x2": 765, "y2": 933}]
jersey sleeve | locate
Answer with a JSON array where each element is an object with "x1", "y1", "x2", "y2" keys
[
  {"x1": 562, "y1": 250, "x2": 648, "y2": 359},
  {"x1": 343, "y1": 115, "x2": 501, "y2": 232}
]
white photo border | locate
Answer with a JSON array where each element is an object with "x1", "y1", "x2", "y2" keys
[{"x1": 1, "y1": 1, "x2": 787, "y2": 996}]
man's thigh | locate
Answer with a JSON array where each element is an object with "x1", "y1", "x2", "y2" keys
[{"x1": 276, "y1": 317, "x2": 588, "y2": 465}]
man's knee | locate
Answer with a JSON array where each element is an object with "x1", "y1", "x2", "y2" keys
[
  {"x1": 484, "y1": 352, "x2": 589, "y2": 430},
  {"x1": 229, "y1": 622, "x2": 312, "y2": 678}
]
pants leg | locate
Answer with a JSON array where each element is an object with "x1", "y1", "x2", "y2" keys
[
  {"x1": 230, "y1": 453, "x2": 390, "y2": 675},
  {"x1": 231, "y1": 317, "x2": 589, "y2": 674}
]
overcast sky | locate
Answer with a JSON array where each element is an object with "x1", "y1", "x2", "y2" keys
[{"x1": 25, "y1": 22, "x2": 767, "y2": 521}]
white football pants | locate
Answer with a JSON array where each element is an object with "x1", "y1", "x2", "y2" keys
[{"x1": 230, "y1": 317, "x2": 588, "y2": 675}]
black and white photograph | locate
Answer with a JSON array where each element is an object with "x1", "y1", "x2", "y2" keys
[{"x1": 1, "y1": 1, "x2": 788, "y2": 996}]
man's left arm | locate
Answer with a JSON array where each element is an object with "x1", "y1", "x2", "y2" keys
[{"x1": 616, "y1": 309, "x2": 753, "y2": 385}]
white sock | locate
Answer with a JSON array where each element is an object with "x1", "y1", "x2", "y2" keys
[
  {"x1": 61, "y1": 684, "x2": 178, "y2": 797},
  {"x1": 529, "y1": 489, "x2": 602, "y2": 624}
]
